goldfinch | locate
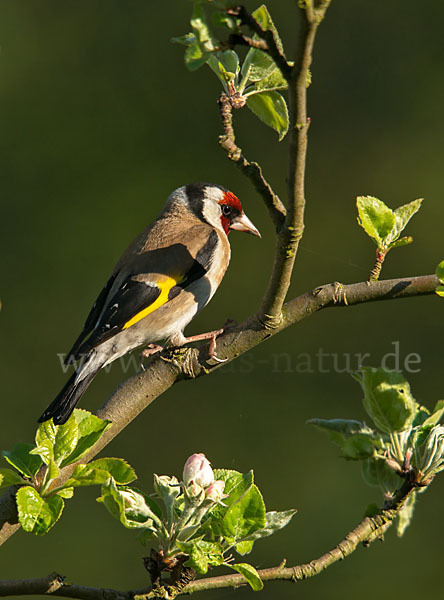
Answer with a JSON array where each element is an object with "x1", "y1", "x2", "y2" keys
[{"x1": 39, "y1": 182, "x2": 260, "y2": 424}]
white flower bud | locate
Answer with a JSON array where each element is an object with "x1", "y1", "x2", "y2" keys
[{"x1": 183, "y1": 453, "x2": 214, "y2": 488}]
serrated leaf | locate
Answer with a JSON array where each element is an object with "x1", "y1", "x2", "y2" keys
[
  {"x1": 356, "y1": 196, "x2": 396, "y2": 248},
  {"x1": 220, "y1": 484, "x2": 266, "y2": 543},
  {"x1": 396, "y1": 492, "x2": 416, "y2": 537},
  {"x1": 240, "y1": 5, "x2": 283, "y2": 86},
  {"x1": 0, "y1": 468, "x2": 26, "y2": 490},
  {"x1": 61, "y1": 410, "x2": 112, "y2": 467},
  {"x1": 253, "y1": 67, "x2": 288, "y2": 93},
  {"x1": 64, "y1": 464, "x2": 111, "y2": 488},
  {"x1": 246, "y1": 91, "x2": 289, "y2": 140},
  {"x1": 16, "y1": 486, "x2": 64, "y2": 535},
  {"x1": 229, "y1": 563, "x2": 263, "y2": 591},
  {"x1": 177, "y1": 540, "x2": 224, "y2": 575},
  {"x1": 30, "y1": 442, "x2": 59, "y2": 481},
  {"x1": 35, "y1": 421, "x2": 56, "y2": 449},
  {"x1": 88, "y1": 458, "x2": 136, "y2": 485},
  {"x1": 54, "y1": 422, "x2": 79, "y2": 466},
  {"x1": 210, "y1": 469, "x2": 253, "y2": 524},
  {"x1": 2, "y1": 443, "x2": 42, "y2": 478},
  {"x1": 252, "y1": 4, "x2": 283, "y2": 53},
  {"x1": 353, "y1": 368, "x2": 417, "y2": 434},
  {"x1": 242, "y1": 48, "x2": 276, "y2": 83},
  {"x1": 388, "y1": 199, "x2": 422, "y2": 244}
]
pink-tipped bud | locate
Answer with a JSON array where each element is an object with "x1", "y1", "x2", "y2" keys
[
  {"x1": 183, "y1": 453, "x2": 214, "y2": 488},
  {"x1": 205, "y1": 480, "x2": 226, "y2": 503}
]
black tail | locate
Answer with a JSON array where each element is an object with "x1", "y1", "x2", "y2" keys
[{"x1": 38, "y1": 369, "x2": 99, "y2": 425}]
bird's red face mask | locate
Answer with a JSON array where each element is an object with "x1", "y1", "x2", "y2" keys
[{"x1": 218, "y1": 191, "x2": 261, "y2": 238}]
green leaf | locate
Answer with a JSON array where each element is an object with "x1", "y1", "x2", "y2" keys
[
  {"x1": 207, "y1": 50, "x2": 239, "y2": 88},
  {"x1": 228, "y1": 563, "x2": 263, "y2": 591},
  {"x1": 436, "y1": 260, "x2": 444, "y2": 283},
  {"x1": 56, "y1": 487, "x2": 74, "y2": 499},
  {"x1": 35, "y1": 420, "x2": 56, "y2": 448},
  {"x1": 185, "y1": 39, "x2": 208, "y2": 71},
  {"x1": 361, "y1": 459, "x2": 401, "y2": 494},
  {"x1": 97, "y1": 480, "x2": 159, "y2": 530},
  {"x1": 35, "y1": 416, "x2": 80, "y2": 469},
  {"x1": 252, "y1": 4, "x2": 283, "y2": 53},
  {"x1": 422, "y1": 400, "x2": 444, "y2": 427},
  {"x1": 240, "y1": 5, "x2": 283, "y2": 85},
  {"x1": 396, "y1": 492, "x2": 416, "y2": 537},
  {"x1": 308, "y1": 418, "x2": 380, "y2": 460},
  {"x1": 2, "y1": 443, "x2": 42, "y2": 478},
  {"x1": 16, "y1": 486, "x2": 64, "y2": 535},
  {"x1": 61, "y1": 410, "x2": 112, "y2": 466},
  {"x1": 388, "y1": 198, "x2": 422, "y2": 244},
  {"x1": 436, "y1": 285, "x2": 444, "y2": 298},
  {"x1": 387, "y1": 236, "x2": 413, "y2": 250},
  {"x1": 0, "y1": 468, "x2": 26, "y2": 490},
  {"x1": 235, "y1": 540, "x2": 254, "y2": 555},
  {"x1": 171, "y1": 32, "x2": 195, "y2": 46},
  {"x1": 252, "y1": 67, "x2": 288, "y2": 93},
  {"x1": 210, "y1": 469, "x2": 253, "y2": 523},
  {"x1": 30, "y1": 442, "x2": 59, "y2": 481},
  {"x1": 220, "y1": 484, "x2": 266, "y2": 543},
  {"x1": 177, "y1": 539, "x2": 224, "y2": 575},
  {"x1": 64, "y1": 464, "x2": 111, "y2": 488},
  {"x1": 190, "y1": 3, "x2": 217, "y2": 53},
  {"x1": 241, "y1": 509, "x2": 297, "y2": 544},
  {"x1": 246, "y1": 91, "x2": 289, "y2": 140},
  {"x1": 353, "y1": 368, "x2": 417, "y2": 434},
  {"x1": 88, "y1": 458, "x2": 136, "y2": 485},
  {"x1": 356, "y1": 196, "x2": 396, "y2": 248}
]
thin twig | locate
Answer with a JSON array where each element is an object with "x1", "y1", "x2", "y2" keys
[
  {"x1": 259, "y1": 2, "x2": 331, "y2": 326},
  {"x1": 218, "y1": 92, "x2": 286, "y2": 230},
  {"x1": 0, "y1": 478, "x2": 416, "y2": 598}
]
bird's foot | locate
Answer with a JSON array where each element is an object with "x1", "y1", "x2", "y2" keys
[
  {"x1": 183, "y1": 328, "x2": 227, "y2": 363},
  {"x1": 140, "y1": 343, "x2": 164, "y2": 370}
]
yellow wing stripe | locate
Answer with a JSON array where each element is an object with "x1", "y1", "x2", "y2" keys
[{"x1": 122, "y1": 276, "x2": 180, "y2": 330}]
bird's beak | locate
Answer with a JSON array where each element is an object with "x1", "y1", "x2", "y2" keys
[{"x1": 230, "y1": 213, "x2": 261, "y2": 237}]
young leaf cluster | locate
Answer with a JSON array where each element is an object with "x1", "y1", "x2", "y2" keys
[
  {"x1": 172, "y1": 2, "x2": 290, "y2": 139},
  {"x1": 98, "y1": 456, "x2": 296, "y2": 591},
  {"x1": 309, "y1": 367, "x2": 444, "y2": 536},
  {"x1": 0, "y1": 410, "x2": 135, "y2": 535},
  {"x1": 356, "y1": 196, "x2": 422, "y2": 280}
]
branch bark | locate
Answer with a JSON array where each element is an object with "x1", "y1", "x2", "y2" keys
[
  {"x1": 0, "y1": 477, "x2": 416, "y2": 598},
  {"x1": 260, "y1": 2, "x2": 331, "y2": 325},
  {"x1": 0, "y1": 274, "x2": 439, "y2": 546}
]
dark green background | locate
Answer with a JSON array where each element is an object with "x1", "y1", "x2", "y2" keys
[{"x1": 1, "y1": 1, "x2": 444, "y2": 598}]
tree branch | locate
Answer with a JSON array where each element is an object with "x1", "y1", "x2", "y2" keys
[
  {"x1": 260, "y1": 2, "x2": 331, "y2": 325},
  {"x1": 0, "y1": 478, "x2": 416, "y2": 598},
  {"x1": 0, "y1": 273, "x2": 438, "y2": 545},
  {"x1": 218, "y1": 92, "x2": 286, "y2": 230}
]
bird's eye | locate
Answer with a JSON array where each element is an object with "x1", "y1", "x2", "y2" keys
[{"x1": 222, "y1": 205, "x2": 232, "y2": 217}]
